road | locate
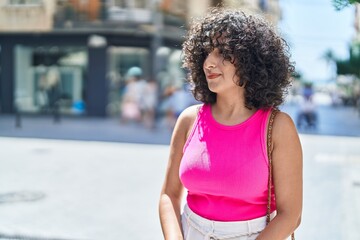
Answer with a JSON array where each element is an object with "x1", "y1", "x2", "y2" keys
[{"x1": 281, "y1": 104, "x2": 360, "y2": 137}]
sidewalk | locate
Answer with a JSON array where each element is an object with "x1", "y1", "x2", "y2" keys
[
  {"x1": 1, "y1": 105, "x2": 360, "y2": 144},
  {"x1": 0, "y1": 137, "x2": 169, "y2": 240},
  {"x1": 0, "y1": 114, "x2": 172, "y2": 145}
]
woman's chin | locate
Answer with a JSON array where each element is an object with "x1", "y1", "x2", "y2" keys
[{"x1": 207, "y1": 83, "x2": 218, "y2": 93}]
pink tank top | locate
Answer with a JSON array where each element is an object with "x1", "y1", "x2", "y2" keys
[{"x1": 179, "y1": 104, "x2": 276, "y2": 221}]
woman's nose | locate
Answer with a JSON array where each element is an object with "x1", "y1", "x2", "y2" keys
[{"x1": 204, "y1": 55, "x2": 216, "y2": 70}]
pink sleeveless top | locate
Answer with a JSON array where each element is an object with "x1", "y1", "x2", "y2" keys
[{"x1": 179, "y1": 104, "x2": 276, "y2": 221}]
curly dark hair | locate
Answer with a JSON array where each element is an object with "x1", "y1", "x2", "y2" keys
[{"x1": 182, "y1": 8, "x2": 295, "y2": 109}]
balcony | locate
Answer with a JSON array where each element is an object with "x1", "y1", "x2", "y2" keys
[
  {"x1": 5, "y1": 0, "x2": 44, "y2": 8},
  {"x1": 107, "y1": 7, "x2": 152, "y2": 24},
  {"x1": 53, "y1": 6, "x2": 186, "y2": 34}
]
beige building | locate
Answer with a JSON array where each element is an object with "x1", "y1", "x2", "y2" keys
[
  {"x1": 160, "y1": 0, "x2": 187, "y2": 17},
  {"x1": 187, "y1": 0, "x2": 281, "y2": 25},
  {"x1": 0, "y1": 0, "x2": 281, "y2": 32},
  {"x1": 0, "y1": 0, "x2": 56, "y2": 32}
]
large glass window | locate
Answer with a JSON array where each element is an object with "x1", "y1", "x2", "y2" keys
[
  {"x1": 14, "y1": 45, "x2": 87, "y2": 115},
  {"x1": 106, "y1": 46, "x2": 188, "y2": 117},
  {"x1": 106, "y1": 47, "x2": 150, "y2": 117}
]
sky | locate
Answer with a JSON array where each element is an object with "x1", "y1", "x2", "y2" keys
[{"x1": 278, "y1": 0, "x2": 355, "y2": 82}]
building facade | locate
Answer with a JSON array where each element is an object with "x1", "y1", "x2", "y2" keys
[
  {"x1": 0, "y1": 0, "x2": 280, "y2": 117},
  {"x1": 0, "y1": 0, "x2": 56, "y2": 32},
  {"x1": 187, "y1": 0, "x2": 281, "y2": 25},
  {"x1": 0, "y1": 0, "x2": 186, "y2": 117}
]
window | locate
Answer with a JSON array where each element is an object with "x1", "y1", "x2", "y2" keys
[
  {"x1": 111, "y1": 0, "x2": 146, "y2": 8},
  {"x1": 112, "y1": 0, "x2": 127, "y2": 8},
  {"x1": 8, "y1": 0, "x2": 42, "y2": 5},
  {"x1": 134, "y1": 0, "x2": 146, "y2": 8}
]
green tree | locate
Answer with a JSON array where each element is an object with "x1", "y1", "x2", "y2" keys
[
  {"x1": 333, "y1": 0, "x2": 360, "y2": 10},
  {"x1": 331, "y1": 0, "x2": 360, "y2": 78},
  {"x1": 336, "y1": 44, "x2": 360, "y2": 78},
  {"x1": 292, "y1": 71, "x2": 302, "y2": 80},
  {"x1": 322, "y1": 49, "x2": 335, "y2": 65},
  {"x1": 322, "y1": 49, "x2": 337, "y2": 79}
]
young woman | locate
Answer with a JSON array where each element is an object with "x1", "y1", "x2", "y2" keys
[{"x1": 159, "y1": 8, "x2": 302, "y2": 240}]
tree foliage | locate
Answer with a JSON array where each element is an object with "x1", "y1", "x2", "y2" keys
[
  {"x1": 331, "y1": 1, "x2": 360, "y2": 78},
  {"x1": 336, "y1": 45, "x2": 360, "y2": 78},
  {"x1": 333, "y1": 0, "x2": 360, "y2": 10}
]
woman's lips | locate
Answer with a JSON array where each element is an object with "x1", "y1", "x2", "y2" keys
[{"x1": 207, "y1": 73, "x2": 221, "y2": 79}]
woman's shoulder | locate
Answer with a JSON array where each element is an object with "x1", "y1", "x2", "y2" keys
[
  {"x1": 174, "y1": 104, "x2": 203, "y2": 133},
  {"x1": 273, "y1": 110, "x2": 294, "y2": 125},
  {"x1": 171, "y1": 104, "x2": 203, "y2": 146},
  {"x1": 272, "y1": 110, "x2": 298, "y2": 139},
  {"x1": 177, "y1": 104, "x2": 203, "y2": 125}
]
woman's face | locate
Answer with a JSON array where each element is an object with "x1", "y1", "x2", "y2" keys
[{"x1": 203, "y1": 48, "x2": 238, "y2": 94}]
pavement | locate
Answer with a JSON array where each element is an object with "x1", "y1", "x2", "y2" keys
[
  {"x1": 0, "y1": 105, "x2": 360, "y2": 240},
  {"x1": 0, "y1": 138, "x2": 169, "y2": 240},
  {"x1": 1, "y1": 105, "x2": 360, "y2": 145},
  {"x1": 0, "y1": 114, "x2": 173, "y2": 145}
]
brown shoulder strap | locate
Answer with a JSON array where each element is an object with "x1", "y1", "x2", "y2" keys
[
  {"x1": 266, "y1": 109, "x2": 295, "y2": 240},
  {"x1": 266, "y1": 109, "x2": 278, "y2": 224}
]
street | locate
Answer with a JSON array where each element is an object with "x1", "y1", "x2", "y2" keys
[
  {"x1": 0, "y1": 134, "x2": 359, "y2": 239},
  {"x1": 0, "y1": 0, "x2": 358, "y2": 238},
  {"x1": 0, "y1": 138, "x2": 169, "y2": 240},
  {"x1": 0, "y1": 105, "x2": 360, "y2": 239}
]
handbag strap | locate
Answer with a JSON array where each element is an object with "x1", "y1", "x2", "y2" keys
[{"x1": 266, "y1": 109, "x2": 295, "y2": 240}]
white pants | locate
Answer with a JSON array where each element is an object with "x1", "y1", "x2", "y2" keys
[{"x1": 181, "y1": 204, "x2": 275, "y2": 240}]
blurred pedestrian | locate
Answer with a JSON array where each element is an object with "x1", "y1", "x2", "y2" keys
[
  {"x1": 297, "y1": 83, "x2": 317, "y2": 129},
  {"x1": 120, "y1": 67, "x2": 145, "y2": 124},
  {"x1": 159, "y1": 8, "x2": 302, "y2": 240},
  {"x1": 159, "y1": 83, "x2": 177, "y2": 129},
  {"x1": 170, "y1": 84, "x2": 194, "y2": 119},
  {"x1": 142, "y1": 78, "x2": 158, "y2": 129},
  {"x1": 37, "y1": 72, "x2": 49, "y2": 112}
]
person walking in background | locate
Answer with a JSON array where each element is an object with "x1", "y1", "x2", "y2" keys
[
  {"x1": 161, "y1": 83, "x2": 195, "y2": 130},
  {"x1": 120, "y1": 67, "x2": 146, "y2": 124},
  {"x1": 159, "y1": 83, "x2": 180, "y2": 130},
  {"x1": 159, "y1": 8, "x2": 302, "y2": 240},
  {"x1": 170, "y1": 83, "x2": 195, "y2": 119},
  {"x1": 297, "y1": 82, "x2": 317, "y2": 129}
]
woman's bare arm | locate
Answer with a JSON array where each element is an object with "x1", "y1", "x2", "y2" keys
[
  {"x1": 159, "y1": 105, "x2": 199, "y2": 240},
  {"x1": 257, "y1": 112, "x2": 303, "y2": 240}
]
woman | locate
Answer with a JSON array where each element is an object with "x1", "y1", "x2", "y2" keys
[{"x1": 159, "y1": 8, "x2": 302, "y2": 240}]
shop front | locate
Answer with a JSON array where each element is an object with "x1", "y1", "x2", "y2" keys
[{"x1": 0, "y1": 30, "x2": 183, "y2": 117}]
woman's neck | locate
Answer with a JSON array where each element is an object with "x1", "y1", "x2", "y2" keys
[{"x1": 212, "y1": 94, "x2": 256, "y2": 125}]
